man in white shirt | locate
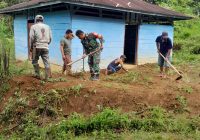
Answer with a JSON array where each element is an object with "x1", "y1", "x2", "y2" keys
[{"x1": 30, "y1": 15, "x2": 52, "y2": 80}]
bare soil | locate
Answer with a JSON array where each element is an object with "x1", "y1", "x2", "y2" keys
[{"x1": 1, "y1": 63, "x2": 200, "y2": 117}]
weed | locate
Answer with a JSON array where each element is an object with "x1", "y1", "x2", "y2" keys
[
  {"x1": 105, "y1": 72, "x2": 140, "y2": 84},
  {"x1": 89, "y1": 88, "x2": 97, "y2": 95},
  {"x1": 36, "y1": 89, "x2": 65, "y2": 117},
  {"x1": 179, "y1": 86, "x2": 193, "y2": 94},
  {"x1": 69, "y1": 84, "x2": 83, "y2": 96},
  {"x1": 47, "y1": 77, "x2": 67, "y2": 83},
  {"x1": 175, "y1": 95, "x2": 188, "y2": 113},
  {"x1": 9, "y1": 60, "x2": 32, "y2": 76},
  {"x1": 0, "y1": 96, "x2": 29, "y2": 124},
  {"x1": 1, "y1": 107, "x2": 200, "y2": 139},
  {"x1": 0, "y1": 82, "x2": 10, "y2": 93},
  {"x1": 88, "y1": 108, "x2": 130, "y2": 131},
  {"x1": 104, "y1": 83, "x2": 113, "y2": 88}
]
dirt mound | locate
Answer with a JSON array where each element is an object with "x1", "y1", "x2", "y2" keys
[{"x1": 1, "y1": 64, "x2": 200, "y2": 118}]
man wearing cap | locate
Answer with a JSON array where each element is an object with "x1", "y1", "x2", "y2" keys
[
  {"x1": 30, "y1": 15, "x2": 52, "y2": 80},
  {"x1": 76, "y1": 30, "x2": 104, "y2": 81},
  {"x1": 156, "y1": 32, "x2": 173, "y2": 78},
  {"x1": 60, "y1": 29, "x2": 74, "y2": 75},
  {"x1": 106, "y1": 55, "x2": 128, "y2": 75}
]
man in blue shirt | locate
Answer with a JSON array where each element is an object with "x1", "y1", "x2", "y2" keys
[{"x1": 156, "y1": 32, "x2": 173, "y2": 78}]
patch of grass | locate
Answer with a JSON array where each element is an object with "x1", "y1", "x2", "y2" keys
[
  {"x1": 0, "y1": 95, "x2": 29, "y2": 125},
  {"x1": 9, "y1": 60, "x2": 32, "y2": 76},
  {"x1": 0, "y1": 82, "x2": 11, "y2": 102},
  {"x1": 0, "y1": 82, "x2": 10, "y2": 96},
  {"x1": 179, "y1": 86, "x2": 193, "y2": 94},
  {"x1": 4, "y1": 107, "x2": 200, "y2": 139},
  {"x1": 105, "y1": 72, "x2": 140, "y2": 84},
  {"x1": 47, "y1": 77, "x2": 67, "y2": 83},
  {"x1": 69, "y1": 84, "x2": 83, "y2": 96},
  {"x1": 36, "y1": 89, "x2": 66, "y2": 117},
  {"x1": 175, "y1": 95, "x2": 188, "y2": 113}
]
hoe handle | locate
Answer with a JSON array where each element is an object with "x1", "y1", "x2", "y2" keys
[
  {"x1": 68, "y1": 48, "x2": 102, "y2": 66},
  {"x1": 159, "y1": 53, "x2": 182, "y2": 76}
]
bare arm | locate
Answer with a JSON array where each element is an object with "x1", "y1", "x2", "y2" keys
[
  {"x1": 166, "y1": 49, "x2": 172, "y2": 58},
  {"x1": 156, "y1": 42, "x2": 160, "y2": 52},
  {"x1": 118, "y1": 59, "x2": 128, "y2": 72},
  {"x1": 60, "y1": 43, "x2": 65, "y2": 59},
  {"x1": 166, "y1": 39, "x2": 173, "y2": 58}
]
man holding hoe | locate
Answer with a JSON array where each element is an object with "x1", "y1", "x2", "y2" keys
[
  {"x1": 156, "y1": 32, "x2": 173, "y2": 78},
  {"x1": 76, "y1": 30, "x2": 104, "y2": 81}
]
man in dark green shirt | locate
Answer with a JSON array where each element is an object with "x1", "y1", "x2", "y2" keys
[
  {"x1": 60, "y1": 29, "x2": 74, "y2": 75},
  {"x1": 76, "y1": 30, "x2": 104, "y2": 81}
]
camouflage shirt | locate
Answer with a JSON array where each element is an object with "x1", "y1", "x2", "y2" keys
[
  {"x1": 60, "y1": 37, "x2": 72, "y2": 55},
  {"x1": 81, "y1": 33, "x2": 100, "y2": 54}
]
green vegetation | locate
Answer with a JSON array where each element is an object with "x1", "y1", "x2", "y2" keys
[
  {"x1": 0, "y1": 0, "x2": 200, "y2": 139},
  {"x1": 104, "y1": 71, "x2": 152, "y2": 86},
  {"x1": 0, "y1": 108, "x2": 200, "y2": 139}
]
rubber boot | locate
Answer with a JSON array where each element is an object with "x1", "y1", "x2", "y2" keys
[
  {"x1": 45, "y1": 68, "x2": 52, "y2": 81},
  {"x1": 62, "y1": 68, "x2": 66, "y2": 75},
  {"x1": 66, "y1": 65, "x2": 72, "y2": 76},
  {"x1": 90, "y1": 74, "x2": 95, "y2": 81},
  {"x1": 33, "y1": 64, "x2": 40, "y2": 79},
  {"x1": 93, "y1": 74, "x2": 100, "y2": 81}
]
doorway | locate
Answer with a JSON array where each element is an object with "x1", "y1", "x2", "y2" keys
[
  {"x1": 27, "y1": 19, "x2": 34, "y2": 58},
  {"x1": 124, "y1": 25, "x2": 138, "y2": 64}
]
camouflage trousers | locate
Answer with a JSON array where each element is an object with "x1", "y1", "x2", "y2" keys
[{"x1": 88, "y1": 52, "x2": 101, "y2": 75}]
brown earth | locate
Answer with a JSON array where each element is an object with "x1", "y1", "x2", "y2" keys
[{"x1": 1, "y1": 63, "x2": 200, "y2": 118}]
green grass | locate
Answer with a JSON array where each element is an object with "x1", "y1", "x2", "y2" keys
[{"x1": 0, "y1": 107, "x2": 200, "y2": 139}]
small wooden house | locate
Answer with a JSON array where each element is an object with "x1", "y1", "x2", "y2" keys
[{"x1": 0, "y1": 0, "x2": 191, "y2": 71}]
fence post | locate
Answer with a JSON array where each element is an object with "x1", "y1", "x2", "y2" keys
[{"x1": 0, "y1": 44, "x2": 10, "y2": 77}]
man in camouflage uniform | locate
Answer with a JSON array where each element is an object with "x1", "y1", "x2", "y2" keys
[
  {"x1": 60, "y1": 29, "x2": 74, "y2": 75},
  {"x1": 76, "y1": 30, "x2": 104, "y2": 81},
  {"x1": 30, "y1": 15, "x2": 52, "y2": 80}
]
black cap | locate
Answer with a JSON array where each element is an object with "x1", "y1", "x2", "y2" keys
[
  {"x1": 162, "y1": 32, "x2": 168, "y2": 37},
  {"x1": 76, "y1": 30, "x2": 84, "y2": 36},
  {"x1": 120, "y1": 55, "x2": 127, "y2": 59}
]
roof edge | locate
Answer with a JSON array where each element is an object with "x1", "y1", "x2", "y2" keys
[{"x1": 0, "y1": 0, "x2": 193, "y2": 20}]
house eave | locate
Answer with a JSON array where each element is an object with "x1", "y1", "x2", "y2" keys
[{"x1": 0, "y1": 0, "x2": 192, "y2": 20}]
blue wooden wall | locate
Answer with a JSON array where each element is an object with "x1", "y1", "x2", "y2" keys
[
  {"x1": 14, "y1": 10, "x2": 174, "y2": 71},
  {"x1": 42, "y1": 11, "x2": 71, "y2": 66},
  {"x1": 14, "y1": 15, "x2": 28, "y2": 60},
  {"x1": 14, "y1": 11, "x2": 125, "y2": 72},
  {"x1": 138, "y1": 24, "x2": 174, "y2": 64},
  {"x1": 71, "y1": 15, "x2": 125, "y2": 72}
]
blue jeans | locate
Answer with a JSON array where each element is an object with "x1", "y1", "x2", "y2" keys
[{"x1": 107, "y1": 65, "x2": 121, "y2": 74}]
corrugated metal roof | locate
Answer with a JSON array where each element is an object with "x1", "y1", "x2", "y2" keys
[{"x1": 0, "y1": 0, "x2": 191, "y2": 20}]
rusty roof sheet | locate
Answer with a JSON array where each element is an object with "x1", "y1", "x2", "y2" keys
[{"x1": 0, "y1": 0, "x2": 191, "y2": 20}]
